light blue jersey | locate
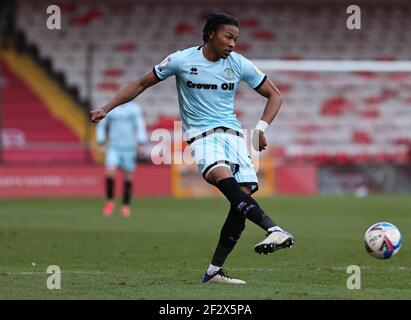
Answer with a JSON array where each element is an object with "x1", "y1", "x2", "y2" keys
[
  {"x1": 154, "y1": 46, "x2": 266, "y2": 140},
  {"x1": 96, "y1": 102, "x2": 147, "y2": 172},
  {"x1": 96, "y1": 101, "x2": 147, "y2": 150}
]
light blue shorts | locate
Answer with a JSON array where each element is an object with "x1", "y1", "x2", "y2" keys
[
  {"x1": 106, "y1": 148, "x2": 137, "y2": 173},
  {"x1": 190, "y1": 132, "x2": 259, "y2": 193}
]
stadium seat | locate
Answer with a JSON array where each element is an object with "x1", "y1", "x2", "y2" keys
[
  {"x1": 175, "y1": 23, "x2": 195, "y2": 35},
  {"x1": 116, "y1": 42, "x2": 137, "y2": 52},
  {"x1": 321, "y1": 97, "x2": 357, "y2": 116},
  {"x1": 253, "y1": 30, "x2": 275, "y2": 41},
  {"x1": 352, "y1": 130, "x2": 373, "y2": 144}
]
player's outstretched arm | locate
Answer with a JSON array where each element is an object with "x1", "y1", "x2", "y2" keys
[
  {"x1": 89, "y1": 70, "x2": 160, "y2": 123},
  {"x1": 253, "y1": 78, "x2": 283, "y2": 151}
]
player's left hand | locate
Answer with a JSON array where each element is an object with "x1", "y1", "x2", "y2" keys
[{"x1": 252, "y1": 130, "x2": 267, "y2": 152}]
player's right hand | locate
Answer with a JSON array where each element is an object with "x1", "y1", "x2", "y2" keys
[{"x1": 89, "y1": 108, "x2": 107, "y2": 123}]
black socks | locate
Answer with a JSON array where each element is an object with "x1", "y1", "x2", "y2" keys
[
  {"x1": 106, "y1": 177, "x2": 132, "y2": 206},
  {"x1": 106, "y1": 177, "x2": 114, "y2": 200},
  {"x1": 211, "y1": 204, "x2": 246, "y2": 266},
  {"x1": 216, "y1": 177, "x2": 276, "y2": 231},
  {"x1": 123, "y1": 181, "x2": 132, "y2": 205}
]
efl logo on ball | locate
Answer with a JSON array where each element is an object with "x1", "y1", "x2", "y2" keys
[{"x1": 364, "y1": 222, "x2": 402, "y2": 259}]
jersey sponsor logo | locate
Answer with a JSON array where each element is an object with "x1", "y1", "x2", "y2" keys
[
  {"x1": 186, "y1": 80, "x2": 218, "y2": 90},
  {"x1": 186, "y1": 81, "x2": 234, "y2": 91},
  {"x1": 223, "y1": 68, "x2": 234, "y2": 80},
  {"x1": 221, "y1": 83, "x2": 235, "y2": 90}
]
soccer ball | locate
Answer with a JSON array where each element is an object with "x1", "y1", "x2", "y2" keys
[{"x1": 364, "y1": 222, "x2": 402, "y2": 259}]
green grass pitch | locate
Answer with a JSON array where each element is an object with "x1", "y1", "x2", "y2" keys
[{"x1": 0, "y1": 195, "x2": 410, "y2": 299}]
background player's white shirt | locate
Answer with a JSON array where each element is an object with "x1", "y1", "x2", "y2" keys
[
  {"x1": 96, "y1": 101, "x2": 147, "y2": 150},
  {"x1": 154, "y1": 46, "x2": 266, "y2": 140}
]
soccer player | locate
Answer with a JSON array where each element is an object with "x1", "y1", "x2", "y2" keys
[
  {"x1": 96, "y1": 101, "x2": 147, "y2": 218},
  {"x1": 90, "y1": 13, "x2": 294, "y2": 284}
]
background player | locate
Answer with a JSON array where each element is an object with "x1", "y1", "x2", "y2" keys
[{"x1": 96, "y1": 101, "x2": 147, "y2": 217}]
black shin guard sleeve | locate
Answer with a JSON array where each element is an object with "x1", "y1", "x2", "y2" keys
[
  {"x1": 217, "y1": 177, "x2": 276, "y2": 230},
  {"x1": 106, "y1": 177, "x2": 114, "y2": 199},
  {"x1": 211, "y1": 205, "x2": 246, "y2": 267},
  {"x1": 123, "y1": 181, "x2": 132, "y2": 205}
]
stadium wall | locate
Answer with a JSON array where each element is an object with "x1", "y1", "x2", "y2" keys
[
  {"x1": 0, "y1": 165, "x2": 171, "y2": 197},
  {"x1": 276, "y1": 164, "x2": 318, "y2": 195},
  {"x1": 1, "y1": 164, "x2": 410, "y2": 197}
]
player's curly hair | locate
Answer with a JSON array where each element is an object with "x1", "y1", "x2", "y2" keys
[{"x1": 202, "y1": 12, "x2": 239, "y2": 44}]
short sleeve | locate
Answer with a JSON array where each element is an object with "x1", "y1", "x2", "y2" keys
[
  {"x1": 153, "y1": 51, "x2": 181, "y2": 81},
  {"x1": 240, "y1": 56, "x2": 267, "y2": 90}
]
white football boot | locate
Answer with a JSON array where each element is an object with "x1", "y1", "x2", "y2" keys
[
  {"x1": 202, "y1": 269, "x2": 246, "y2": 284},
  {"x1": 254, "y1": 227, "x2": 294, "y2": 255}
]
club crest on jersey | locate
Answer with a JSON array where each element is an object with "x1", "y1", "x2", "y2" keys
[{"x1": 223, "y1": 68, "x2": 234, "y2": 80}]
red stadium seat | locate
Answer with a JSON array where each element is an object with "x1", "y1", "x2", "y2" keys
[
  {"x1": 294, "y1": 138, "x2": 314, "y2": 145},
  {"x1": 353, "y1": 153, "x2": 369, "y2": 164},
  {"x1": 253, "y1": 30, "x2": 275, "y2": 41},
  {"x1": 321, "y1": 97, "x2": 356, "y2": 116},
  {"x1": 297, "y1": 124, "x2": 320, "y2": 133},
  {"x1": 335, "y1": 153, "x2": 350, "y2": 164},
  {"x1": 275, "y1": 83, "x2": 293, "y2": 94},
  {"x1": 175, "y1": 23, "x2": 195, "y2": 35},
  {"x1": 117, "y1": 42, "x2": 137, "y2": 52},
  {"x1": 240, "y1": 18, "x2": 258, "y2": 28},
  {"x1": 375, "y1": 56, "x2": 396, "y2": 61},
  {"x1": 98, "y1": 82, "x2": 120, "y2": 91},
  {"x1": 364, "y1": 96, "x2": 385, "y2": 104},
  {"x1": 70, "y1": 10, "x2": 105, "y2": 27},
  {"x1": 360, "y1": 107, "x2": 380, "y2": 119},
  {"x1": 352, "y1": 130, "x2": 373, "y2": 144},
  {"x1": 104, "y1": 68, "x2": 124, "y2": 77},
  {"x1": 147, "y1": 115, "x2": 179, "y2": 131},
  {"x1": 59, "y1": 3, "x2": 77, "y2": 13},
  {"x1": 313, "y1": 153, "x2": 329, "y2": 165}
]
